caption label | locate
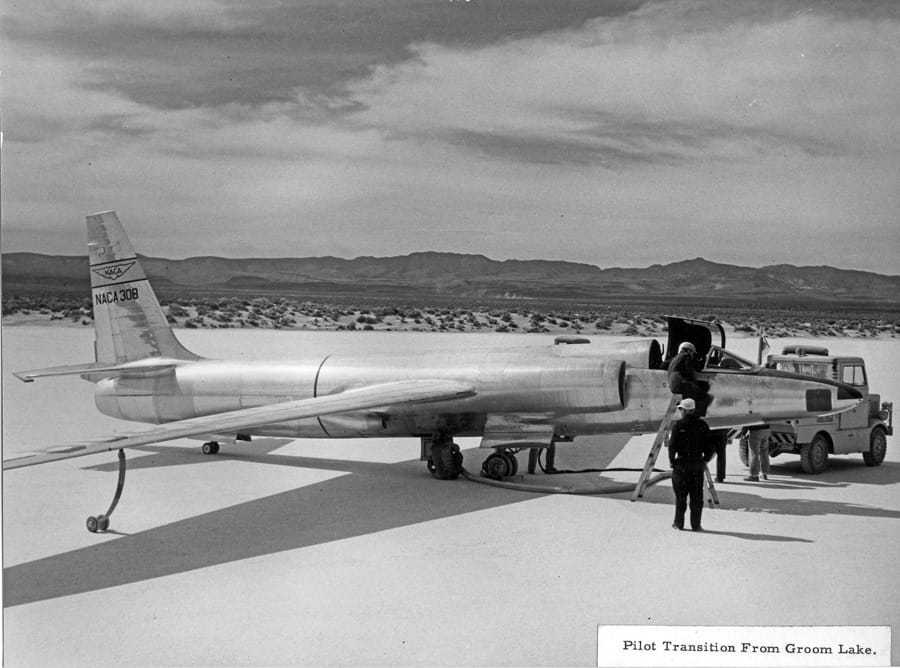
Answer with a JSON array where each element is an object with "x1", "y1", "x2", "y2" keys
[{"x1": 598, "y1": 625, "x2": 890, "y2": 667}]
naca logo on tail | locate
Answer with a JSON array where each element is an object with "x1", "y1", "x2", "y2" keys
[{"x1": 91, "y1": 261, "x2": 136, "y2": 281}]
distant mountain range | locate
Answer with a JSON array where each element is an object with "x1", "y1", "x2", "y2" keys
[{"x1": 3, "y1": 251, "x2": 898, "y2": 305}]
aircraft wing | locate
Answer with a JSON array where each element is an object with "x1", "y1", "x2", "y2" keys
[
  {"x1": 703, "y1": 396, "x2": 868, "y2": 433},
  {"x1": 3, "y1": 379, "x2": 475, "y2": 470},
  {"x1": 704, "y1": 415, "x2": 769, "y2": 431}
]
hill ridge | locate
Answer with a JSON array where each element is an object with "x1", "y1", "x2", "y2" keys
[{"x1": 3, "y1": 251, "x2": 898, "y2": 303}]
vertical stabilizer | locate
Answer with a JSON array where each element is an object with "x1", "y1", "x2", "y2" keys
[{"x1": 87, "y1": 211, "x2": 200, "y2": 363}]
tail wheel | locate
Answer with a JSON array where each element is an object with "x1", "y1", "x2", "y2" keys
[
  {"x1": 800, "y1": 433, "x2": 830, "y2": 474},
  {"x1": 863, "y1": 426, "x2": 887, "y2": 466}
]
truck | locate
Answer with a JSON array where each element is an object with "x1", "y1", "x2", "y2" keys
[{"x1": 739, "y1": 345, "x2": 893, "y2": 474}]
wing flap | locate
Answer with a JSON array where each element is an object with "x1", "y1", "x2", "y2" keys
[{"x1": 4, "y1": 379, "x2": 475, "y2": 469}]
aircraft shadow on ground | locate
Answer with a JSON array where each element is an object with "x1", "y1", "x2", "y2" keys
[
  {"x1": 5, "y1": 442, "x2": 897, "y2": 608},
  {"x1": 4, "y1": 443, "x2": 545, "y2": 608}
]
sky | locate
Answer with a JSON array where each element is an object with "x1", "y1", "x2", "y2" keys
[{"x1": 2, "y1": 0, "x2": 898, "y2": 272}]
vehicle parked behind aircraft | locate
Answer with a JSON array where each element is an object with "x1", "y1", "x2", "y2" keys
[{"x1": 741, "y1": 347, "x2": 892, "y2": 473}]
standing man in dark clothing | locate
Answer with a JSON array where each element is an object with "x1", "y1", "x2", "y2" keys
[{"x1": 668, "y1": 397, "x2": 716, "y2": 531}]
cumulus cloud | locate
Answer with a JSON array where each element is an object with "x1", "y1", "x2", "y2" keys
[
  {"x1": 349, "y1": 1, "x2": 900, "y2": 164},
  {"x1": 2, "y1": 0, "x2": 898, "y2": 271}
]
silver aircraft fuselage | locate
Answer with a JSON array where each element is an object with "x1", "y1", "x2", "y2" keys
[{"x1": 94, "y1": 342, "x2": 859, "y2": 442}]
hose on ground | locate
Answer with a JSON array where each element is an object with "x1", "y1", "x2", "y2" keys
[
  {"x1": 460, "y1": 467, "x2": 672, "y2": 495},
  {"x1": 537, "y1": 446, "x2": 666, "y2": 476}
]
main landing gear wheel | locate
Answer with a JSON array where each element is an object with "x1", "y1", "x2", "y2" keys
[
  {"x1": 86, "y1": 448, "x2": 127, "y2": 533},
  {"x1": 429, "y1": 438, "x2": 462, "y2": 480},
  {"x1": 201, "y1": 441, "x2": 220, "y2": 455}
]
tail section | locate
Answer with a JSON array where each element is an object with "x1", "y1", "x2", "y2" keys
[{"x1": 87, "y1": 211, "x2": 200, "y2": 364}]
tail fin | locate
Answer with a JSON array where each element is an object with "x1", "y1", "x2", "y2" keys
[{"x1": 87, "y1": 211, "x2": 200, "y2": 364}]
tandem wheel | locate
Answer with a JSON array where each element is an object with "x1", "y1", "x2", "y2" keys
[{"x1": 427, "y1": 437, "x2": 462, "y2": 479}]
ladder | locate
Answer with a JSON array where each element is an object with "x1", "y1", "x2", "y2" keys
[
  {"x1": 703, "y1": 463, "x2": 720, "y2": 507},
  {"x1": 631, "y1": 395, "x2": 679, "y2": 501},
  {"x1": 631, "y1": 395, "x2": 719, "y2": 506}
]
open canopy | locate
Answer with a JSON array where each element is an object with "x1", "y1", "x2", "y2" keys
[{"x1": 664, "y1": 316, "x2": 725, "y2": 363}]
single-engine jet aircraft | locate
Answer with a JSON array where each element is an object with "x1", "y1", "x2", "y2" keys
[{"x1": 4, "y1": 212, "x2": 864, "y2": 532}]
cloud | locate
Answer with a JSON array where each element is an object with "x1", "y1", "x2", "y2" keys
[
  {"x1": 1, "y1": 0, "x2": 898, "y2": 272},
  {"x1": 3, "y1": 0, "x2": 639, "y2": 110},
  {"x1": 348, "y1": 1, "x2": 900, "y2": 164}
]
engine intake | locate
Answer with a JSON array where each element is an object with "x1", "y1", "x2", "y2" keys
[{"x1": 608, "y1": 339, "x2": 664, "y2": 370}]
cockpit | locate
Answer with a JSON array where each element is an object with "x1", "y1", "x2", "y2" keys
[{"x1": 664, "y1": 316, "x2": 756, "y2": 371}]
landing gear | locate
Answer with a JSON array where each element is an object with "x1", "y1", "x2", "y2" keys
[
  {"x1": 481, "y1": 449, "x2": 519, "y2": 480},
  {"x1": 201, "y1": 441, "x2": 220, "y2": 455},
  {"x1": 426, "y1": 435, "x2": 463, "y2": 480},
  {"x1": 86, "y1": 448, "x2": 126, "y2": 533}
]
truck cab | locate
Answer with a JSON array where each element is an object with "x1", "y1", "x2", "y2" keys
[{"x1": 758, "y1": 347, "x2": 892, "y2": 473}]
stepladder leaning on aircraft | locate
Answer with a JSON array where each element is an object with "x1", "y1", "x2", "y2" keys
[{"x1": 4, "y1": 211, "x2": 879, "y2": 532}]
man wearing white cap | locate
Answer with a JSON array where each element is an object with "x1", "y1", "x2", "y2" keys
[{"x1": 667, "y1": 397, "x2": 716, "y2": 531}]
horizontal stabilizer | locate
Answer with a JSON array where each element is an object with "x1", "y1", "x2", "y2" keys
[
  {"x1": 4, "y1": 379, "x2": 476, "y2": 469},
  {"x1": 2, "y1": 439, "x2": 129, "y2": 468},
  {"x1": 14, "y1": 358, "x2": 183, "y2": 382}
]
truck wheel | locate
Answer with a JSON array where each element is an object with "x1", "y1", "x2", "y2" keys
[
  {"x1": 863, "y1": 426, "x2": 887, "y2": 467},
  {"x1": 738, "y1": 438, "x2": 749, "y2": 467},
  {"x1": 800, "y1": 433, "x2": 830, "y2": 474}
]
